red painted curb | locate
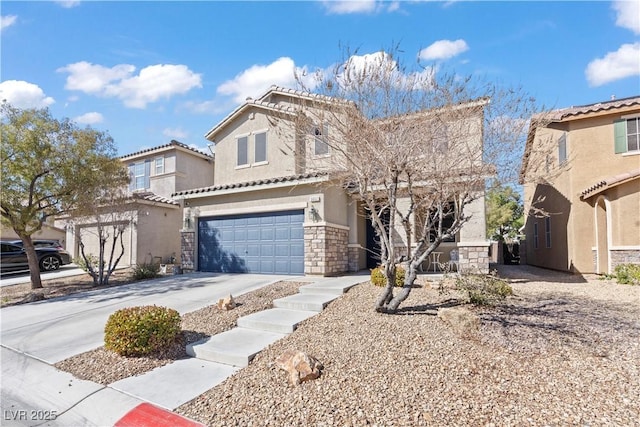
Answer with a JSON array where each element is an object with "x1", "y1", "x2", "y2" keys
[{"x1": 114, "y1": 403, "x2": 206, "y2": 427}]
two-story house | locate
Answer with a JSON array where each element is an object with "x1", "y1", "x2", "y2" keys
[
  {"x1": 63, "y1": 140, "x2": 214, "y2": 267},
  {"x1": 173, "y1": 86, "x2": 489, "y2": 276},
  {"x1": 520, "y1": 96, "x2": 640, "y2": 274}
]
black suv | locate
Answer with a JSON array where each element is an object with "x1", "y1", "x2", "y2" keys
[{"x1": 0, "y1": 240, "x2": 72, "y2": 272}]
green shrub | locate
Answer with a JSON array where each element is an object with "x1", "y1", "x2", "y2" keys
[
  {"x1": 455, "y1": 272, "x2": 513, "y2": 306},
  {"x1": 613, "y1": 263, "x2": 640, "y2": 286},
  {"x1": 132, "y1": 263, "x2": 160, "y2": 280},
  {"x1": 371, "y1": 265, "x2": 405, "y2": 287},
  {"x1": 74, "y1": 254, "x2": 99, "y2": 272},
  {"x1": 104, "y1": 305, "x2": 181, "y2": 356}
]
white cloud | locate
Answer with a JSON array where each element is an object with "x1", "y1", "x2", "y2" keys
[
  {"x1": 163, "y1": 127, "x2": 188, "y2": 140},
  {"x1": 55, "y1": 1, "x2": 81, "y2": 8},
  {"x1": 217, "y1": 57, "x2": 314, "y2": 103},
  {"x1": 321, "y1": 0, "x2": 378, "y2": 14},
  {"x1": 74, "y1": 112, "x2": 103, "y2": 125},
  {"x1": 0, "y1": 80, "x2": 55, "y2": 108},
  {"x1": 58, "y1": 62, "x2": 135, "y2": 94},
  {"x1": 585, "y1": 42, "x2": 640, "y2": 86},
  {"x1": 613, "y1": 0, "x2": 640, "y2": 34},
  {"x1": 340, "y1": 51, "x2": 435, "y2": 90},
  {"x1": 418, "y1": 39, "x2": 469, "y2": 61},
  {"x1": 58, "y1": 62, "x2": 202, "y2": 108},
  {"x1": 1, "y1": 15, "x2": 17, "y2": 31}
]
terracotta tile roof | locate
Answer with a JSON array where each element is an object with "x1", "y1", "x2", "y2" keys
[
  {"x1": 204, "y1": 99, "x2": 298, "y2": 141},
  {"x1": 132, "y1": 191, "x2": 180, "y2": 206},
  {"x1": 550, "y1": 96, "x2": 640, "y2": 121},
  {"x1": 172, "y1": 172, "x2": 327, "y2": 198},
  {"x1": 579, "y1": 168, "x2": 640, "y2": 200},
  {"x1": 120, "y1": 140, "x2": 213, "y2": 160}
]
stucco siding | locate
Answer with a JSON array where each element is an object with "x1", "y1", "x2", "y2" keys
[{"x1": 212, "y1": 110, "x2": 297, "y2": 186}]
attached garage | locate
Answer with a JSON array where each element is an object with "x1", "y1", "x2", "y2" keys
[{"x1": 198, "y1": 210, "x2": 304, "y2": 275}]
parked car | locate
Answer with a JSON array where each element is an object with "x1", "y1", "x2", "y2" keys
[
  {"x1": 7, "y1": 239, "x2": 64, "y2": 250},
  {"x1": 0, "y1": 241, "x2": 72, "y2": 273}
]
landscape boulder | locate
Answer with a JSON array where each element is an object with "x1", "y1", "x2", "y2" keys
[
  {"x1": 217, "y1": 294, "x2": 236, "y2": 311},
  {"x1": 275, "y1": 349, "x2": 323, "y2": 386},
  {"x1": 437, "y1": 306, "x2": 480, "y2": 336}
]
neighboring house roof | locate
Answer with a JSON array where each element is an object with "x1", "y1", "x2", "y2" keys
[
  {"x1": 131, "y1": 191, "x2": 180, "y2": 207},
  {"x1": 172, "y1": 172, "x2": 327, "y2": 199},
  {"x1": 120, "y1": 140, "x2": 213, "y2": 161},
  {"x1": 519, "y1": 95, "x2": 640, "y2": 183},
  {"x1": 579, "y1": 168, "x2": 640, "y2": 200},
  {"x1": 549, "y1": 96, "x2": 640, "y2": 122}
]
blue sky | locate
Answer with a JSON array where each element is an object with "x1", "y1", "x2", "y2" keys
[{"x1": 2, "y1": 0, "x2": 639, "y2": 156}]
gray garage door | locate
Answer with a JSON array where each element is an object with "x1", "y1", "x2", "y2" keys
[{"x1": 198, "y1": 210, "x2": 304, "y2": 275}]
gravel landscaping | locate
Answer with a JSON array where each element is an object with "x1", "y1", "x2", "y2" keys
[
  {"x1": 52, "y1": 265, "x2": 640, "y2": 425},
  {"x1": 54, "y1": 280, "x2": 307, "y2": 385},
  {"x1": 174, "y1": 265, "x2": 639, "y2": 426}
]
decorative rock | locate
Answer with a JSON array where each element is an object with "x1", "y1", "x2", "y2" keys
[
  {"x1": 437, "y1": 306, "x2": 479, "y2": 336},
  {"x1": 275, "y1": 350, "x2": 323, "y2": 386},
  {"x1": 217, "y1": 294, "x2": 236, "y2": 311}
]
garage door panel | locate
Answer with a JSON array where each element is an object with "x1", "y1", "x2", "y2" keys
[{"x1": 198, "y1": 210, "x2": 304, "y2": 275}]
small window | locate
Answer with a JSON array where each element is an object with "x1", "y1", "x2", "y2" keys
[
  {"x1": 545, "y1": 217, "x2": 552, "y2": 248},
  {"x1": 314, "y1": 124, "x2": 329, "y2": 156},
  {"x1": 155, "y1": 157, "x2": 164, "y2": 175},
  {"x1": 533, "y1": 223, "x2": 539, "y2": 250},
  {"x1": 134, "y1": 162, "x2": 146, "y2": 190},
  {"x1": 254, "y1": 132, "x2": 267, "y2": 163},
  {"x1": 237, "y1": 136, "x2": 248, "y2": 166},
  {"x1": 627, "y1": 117, "x2": 639, "y2": 152},
  {"x1": 558, "y1": 134, "x2": 567, "y2": 164}
]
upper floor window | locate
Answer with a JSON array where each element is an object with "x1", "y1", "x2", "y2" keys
[
  {"x1": 155, "y1": 157, "x2": 164, "y2": 175},
  {"x1": 533, "y1": 222, "x2": 539, "y2": 250},
  {"x1": 626, "y1": 117, "x2": 639, "y2": 152},
  {"x1": 614, "y1": 117, "x2": 640, "y2": 154},
  {"x1": 313, "y1": 124, "x2": 329, "y2": 156},
  {"x1": 129, "y1": 160, "x2": 150, "y2": 191},
  {"x1": 254, "y1": 132, "x2": 267, "y2": 164},
  {"x1": 545, "y1": 217, "x2": 552, "y2": 248},
  {"x1": 237, "y1": 136, "x2": 248, "y2": 166},
  {"x1": 558, "y1": 133, "x2": 567, "y2": 164}
]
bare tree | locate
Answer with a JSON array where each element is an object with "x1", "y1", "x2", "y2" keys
[
  {"x1": 278, "y1": 48, "x2": 539, "y2": 312},
  {"x1": 72, "y1": 187, "x2": 136, "y2": 286}
]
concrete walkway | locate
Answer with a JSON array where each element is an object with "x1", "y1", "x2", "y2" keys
[{"x1": 0, "y1": 272, "x2": 367, "y2": 426}]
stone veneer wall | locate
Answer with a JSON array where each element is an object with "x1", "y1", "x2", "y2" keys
[
  {"x1": 181, "y1": 231, "x2": 195, "y2": 270},
  {"x1": 347, "y1": 245, "x2": 360, "y2": 272},
  {"x1": 304, "y1": 224, "x2": 349, "y2": 275},
  {"x1": 458, "y1": 245, "x2": 490, "y2": 274},
  {"x1": 610, "y1": 249, "x2": 640, "y2": 269}
]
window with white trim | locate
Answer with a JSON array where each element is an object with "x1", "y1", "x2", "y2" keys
[
  {"x1": 533, "y1": 222, "x2": 539, "y2": 249},
  {"x1": 545, "y1": 217, "x2": 551, "y2": 248},
  {"x1": 154, "y1": 157, "x2": 164, "y2": 175},
  {"x1": 614, "y1": 117, "x2": 640, "y2": 153},
  {"x1": 237, "y1": 136, "x2": 248, "y2": 166},
  {"x1": 128, "y1": 160, "x2": 151, "y2": 191},
  {"x1": 254, "y1": 132, "x2": 267, "y2": 163},
  {"x1": 313, "y1": 124, "x2": 329, "y2": 156}
]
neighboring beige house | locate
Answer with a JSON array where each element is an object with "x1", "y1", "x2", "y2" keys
[
  {"x1": 520, "y1": 96, "x2": 640, "y2": 274},
  {"x1": 173, "y1": 86, "x2": 489, "y2": 276},
  {"x1": 63, "y1": 140, "x2": 214, "y2": 266},
  {"x1": 1, "y1": 218, "x2": 66, "y2": 244}
]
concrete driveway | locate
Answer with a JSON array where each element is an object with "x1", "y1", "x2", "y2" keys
[{"x1": 1, "y1": 272, "x2": 297, "y2": 426}]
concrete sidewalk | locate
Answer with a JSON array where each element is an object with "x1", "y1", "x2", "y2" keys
[{"x1": 0, "y1": 272, "x2": 368, "y2": 426}]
